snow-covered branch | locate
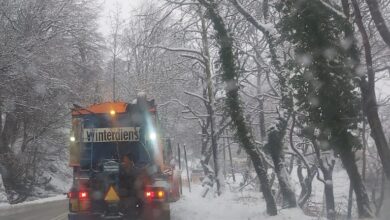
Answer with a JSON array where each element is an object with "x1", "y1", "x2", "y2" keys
[
  {"x1": 289, "y1": 114, "x2": 311, "y2": 171},
  {"x1": 158, "y1": 99, "x2": 205, "y2": 126},
  {"x1": 150, "y1": 45, "x2": 205, "y2": 59},
  {"x1": 184, "y1": 91, "x2": 210, "y2": 103},
  {"x1": 180, "y1": 54, "x2": 206, "y2": 66},
  {"x1": 230, "y1": 0, "x2": 276, "y2": 34},
  {"x1": 318, "y1": 0, "x2": 347, "y2": 19},
  {"x1": 316, "y1": 168, "x2": 326, "y2": 184}
]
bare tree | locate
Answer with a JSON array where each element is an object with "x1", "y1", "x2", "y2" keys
[
  {"x1": 349, "y1": 0, "x2": 390, "y2": 181},
  {"x1": 0, "y1": 0, "x2": 103, "y2": 203},
  {"x1": 108, "y1": 2, "x2": 124, "y2": 101},
  {"x1": 365, "y1": 0, "x2": 390, "y2": 48}
]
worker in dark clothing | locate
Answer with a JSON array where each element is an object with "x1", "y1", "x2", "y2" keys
[
  {"x1": 121, "y1": 153, "x2": 135, "y2": 174},
  {"x1": 118, "y1": 152, "x2": 140, "y2": 216},
  {"x1": 119, "y1": 153, "x2": 137, "y2": 194}
]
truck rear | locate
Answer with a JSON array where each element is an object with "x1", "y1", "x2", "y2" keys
[{"x1": 67, "y1": 97, "x2": 179, "y2": 220}]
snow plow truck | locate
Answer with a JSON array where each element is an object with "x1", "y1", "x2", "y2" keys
[{"x1": 67, "y1": 95, "x2": 180, "y2": 220}]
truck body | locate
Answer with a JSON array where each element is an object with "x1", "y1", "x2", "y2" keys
[{"x1": 67, "y1": 98, "x2": 180, "y2": 220}]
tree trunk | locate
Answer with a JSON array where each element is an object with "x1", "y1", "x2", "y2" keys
[
  {"x1": 312, "y1": 138, "x2": 336, "y2": 220},
  {"x1": 256, "y1": 68, "x2": 266, "y2": 142},
  {"x1": 0, "y1": 173, "x2": 8, "y2": 203},
  {"x1": 297, "y1": 161, "x2": 305, "y2": 200},
  {"x1": 323, "y1": 171, "x2": 336, "y2": 220},
  {"x1": 351, "y1": 0, "x2": 390, "y2": 180},
  {"x1": 266, "y1": 117, "x2": 297, "y2": 208},
  {"x1": 199, "y1": 9, "x2": 221, "y2": 195},
  {"x1": 364, "y1": 107, "x2": 390, "y2": 178},
  {"x1": 0, "y1": 113, "x2": 18, "y2": 154},
  {"x1": 209, "y1": 106, "x2": 221, "y2": 195},
  {"x1": 231, "y1": 0, "x2": 296, "y2": 208},
  {"x1": 297, "y1": 160, "x2": 316, "y2": 208},
  {"x1": 0, "y1": 112, "x2": 19, "y2": 198},
  {"x1": 200, "y1": 127, "x2": 213, "y2": 183},
  {"x1": 288, "y1": 155, "x2": 294, "y2": 174},
  {"x1": 365, "y1": 0, "x2": 390, "y2": 47},
  {"x1": 362, "y1": 120, "x2": 367, "y2": 180},
  {"x1": 198, "y1": 0, "x2": 277, "y2": 215},
  {"x1": 339, "y1": 147, "x2": 373, "y2": 218},
  {"x1": 200, "y1": 79, "x2": 212, "y2": 179},
  {"x1": 226, "y1": 131, "x2": 235, "y2": 182},
  {"x1": 291, "y1": 117, "x2": 315, "y2": 207},
  {"x1": 273, "y1": 155, "x2": 297, "y2": 208},
  {"x1": 347, "y1": 182, "x2": 353, "y2": 219},
  {"x1": 250, "y1": 149, "x2": 278, "y2": 215},
  {"x1": 375, "y1": 171, "x2": 386, "y2": 216},
  {"x1": 200, "y1": 127, "x2": 213, "y2": 164}
]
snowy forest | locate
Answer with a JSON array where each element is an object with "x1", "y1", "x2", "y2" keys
[{"x1": 0, "y1": 0, "x2": 390, "y2": 219}]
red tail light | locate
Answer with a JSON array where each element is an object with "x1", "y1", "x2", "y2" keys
[
  {"x1": 79, "y1": 191, "x2": 88, "y2": 200},
  {"x1": 145, "y1": 189, "x2": 165, "y2": 200},
  {"x1": 68, "y1": 191, "x2": 89, "y2": 200},
  {"x1": 145, "y1": 191, "x2": 155, "y2": 199}
]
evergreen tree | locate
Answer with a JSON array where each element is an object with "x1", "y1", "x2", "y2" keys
[{"x1": 278, "y1": 0, "x2": 373, "y2": 218}]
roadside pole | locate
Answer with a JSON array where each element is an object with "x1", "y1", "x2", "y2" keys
[
  {"x1": 178, "y1": 143, "x2": 182, "y2": 195},
  {"x1": 223, "y1": 130, "x2": 226, "y2": 178},
  {"x1": 183, "y1": 144, "x2": 191, "y2": 192},
  {"x1": 226, "y1": 131, "x2": 235, "y2": 182}
]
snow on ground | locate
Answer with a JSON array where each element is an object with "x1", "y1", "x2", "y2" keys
[
  {"x1": 171, "y1": 184, "x2": 314, "y2": 220},
  {"x1": 0, "y1": 158, "x2": 373, "y2": 219},
  {"x1": 0, "y1": 184, "x2": 313, "y2": 220},
  {"x1": 379, "y1": 198, "x2": 390, "y2": 220},
  {"x1": 306, "y1": 163, "x2": 358, "y2": 218},
  {"x1": 0, "y1": 174, "x2": 7, "y2": 203},
  {"x1": 288, "y1": 161, "x2": 354, "y2": 218}
]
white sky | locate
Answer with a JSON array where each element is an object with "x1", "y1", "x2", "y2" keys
[{"x1": 98, "y1": 0, "x2": 143, "y2": 36}]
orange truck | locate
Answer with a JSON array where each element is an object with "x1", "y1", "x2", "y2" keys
[{"x1": 67, "y1": 96, "x2": 180, "y2": 220}]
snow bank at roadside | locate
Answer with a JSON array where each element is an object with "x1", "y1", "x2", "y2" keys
[
  {"x1": 0, "y1": 152, "x2": 72, "y2": 207},
  {"x1": 0, "y1": 174, "x2": 7, "y2": 204},
  {"x1": 171, "y1": 185, "x2": 314, "y2": 220}
]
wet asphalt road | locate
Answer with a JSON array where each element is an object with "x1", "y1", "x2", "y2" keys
[{"x1": 0, "y1": 199, "x2": 68, "y2": 220}]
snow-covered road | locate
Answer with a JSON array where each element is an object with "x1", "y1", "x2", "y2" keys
[{"x1": 0, "y1": 198, "x2": 68, "y2": 220}]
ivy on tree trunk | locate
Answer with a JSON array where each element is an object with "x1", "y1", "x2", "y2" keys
[{"x1": 197, "y1": 0, "x2": 277, "y2": 216}]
